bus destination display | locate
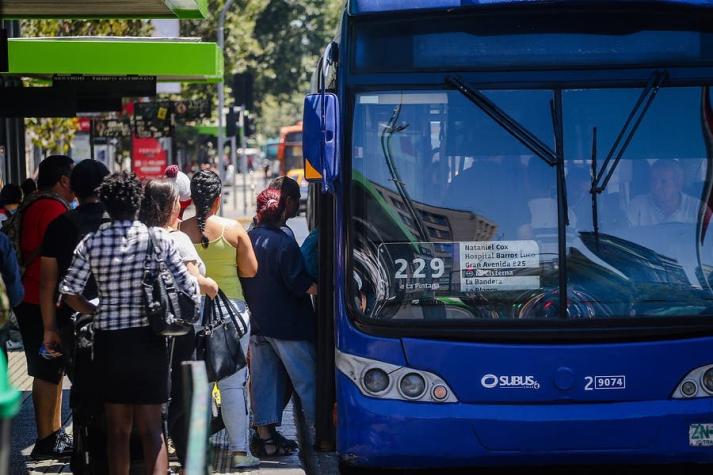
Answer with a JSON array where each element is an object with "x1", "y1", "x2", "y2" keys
[{"x1": 379, "y1": 240, "x2": 541, "y2": 296}]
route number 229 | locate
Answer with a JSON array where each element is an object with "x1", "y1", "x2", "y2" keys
[{"x1": 394, "y1": 258, "x2": 445, "y2": 279}]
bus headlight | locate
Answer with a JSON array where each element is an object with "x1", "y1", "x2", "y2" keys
[
  {"x1": 399, "y1": 373, "x2": 426, "y2": 399},
  {"x1": 363, "y1": 368, "x2": 389, "y2": 394},
  {"x1": 336, "y1": 349, "x2": 457, "y2": 403},
  {"x1": 672, "y1": 364, "x2": 713, "y2": 398},
  {"x1": 703, "y1": 368, "x2": 713, "y2": 394},
  {"x1": 681, "y1": 381, "x2": 698, "y2": 397}
]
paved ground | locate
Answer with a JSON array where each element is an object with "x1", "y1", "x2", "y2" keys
[{"x1": 8, "y1": 350, "x2": 309, "y2": 475}]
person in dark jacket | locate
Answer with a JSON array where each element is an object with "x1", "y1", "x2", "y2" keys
[
  {"x1": 40, "y1": 159, "x2": 109, "y2": 361},
  {"x1": 241, "y1": 188, "x2": 318, "y2": 456}
]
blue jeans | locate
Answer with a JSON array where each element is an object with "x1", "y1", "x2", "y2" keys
[
  {"x1": 249, "y1": 335, "x2": 316, "y2": 428},
  {"x1": 208, "y1": 298, "x2": 251, "y2": 453}
]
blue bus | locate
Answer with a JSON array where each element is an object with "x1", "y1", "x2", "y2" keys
[{"x1": 303, "y1": 0, "x2": 713, "y2": 470}]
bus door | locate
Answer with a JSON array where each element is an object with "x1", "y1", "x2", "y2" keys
[{"x1": 308, "y1": 181, "x2": 337, "y2": 451}]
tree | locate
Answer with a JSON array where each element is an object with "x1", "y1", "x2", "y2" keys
[
  {"x1": 20, "y1": 20, "x2": 152, "y2": 155},
  {"x1": 181, "y1": 0, "x2": 344, "y2": 139}
]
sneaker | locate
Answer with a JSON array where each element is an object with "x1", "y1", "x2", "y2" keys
[
  {"x1": 231, "y1": 453, "x2": 260, "y2": 470},
  {"x1": 5, "y1": 339, "x2": 23, "y2": 351},
  {"x1": 29, "y1": 429, "x2": 73, "y2": 460}
]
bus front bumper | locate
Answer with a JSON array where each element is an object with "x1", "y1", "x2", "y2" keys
[{"x1": 337, "y1": 373, "x2": 713, "y2": 469}]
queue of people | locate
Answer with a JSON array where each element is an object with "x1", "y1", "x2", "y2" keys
[{"x1": 0, "y1": 154, "x2": 318, "y2": 474}]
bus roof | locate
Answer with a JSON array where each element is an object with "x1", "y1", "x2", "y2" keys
[{"x1": 349, "y1": 0, "x2": 713, "y2": 15}]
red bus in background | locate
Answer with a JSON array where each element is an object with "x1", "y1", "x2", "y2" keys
[
  {"x1": 277, "y1": 122, "x2": 303, "y2": 176},
  {"x1": 277, "y1": 121, "x2": 307, "y2": 213}
]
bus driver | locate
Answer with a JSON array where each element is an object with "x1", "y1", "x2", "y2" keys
[{"x1": 627, "y1": 159, "x2": 700, "y2": 226}]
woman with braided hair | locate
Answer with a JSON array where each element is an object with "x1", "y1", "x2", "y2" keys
[
  {"x1": 180, "y1": 170, "x2": 259, "y2": 469},
  {"x1": 60, "y1": 171, "x2": 198, "y2": 475}
]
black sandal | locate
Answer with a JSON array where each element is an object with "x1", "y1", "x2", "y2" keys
[
  {"x1": 270, "y1": 428, "x2": 298, "y2": 451},
  {"x1": 251, "y1": 431, "x2": 297, "y2": 457}
]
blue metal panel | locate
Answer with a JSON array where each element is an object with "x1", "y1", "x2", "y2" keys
[
  {"x1": 401, "y1": 336, "x2": 713, "y2": 403},
  {"x1": 350, "y1": 0, "x2": 713, "y2": 15},
  {"x1": 337, "y1": 372, "x2": 713, "y2": 468}
]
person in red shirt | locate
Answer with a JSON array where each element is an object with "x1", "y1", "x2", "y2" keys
[{"x1": 14, "y1": 155, "x2": 74, "y2": 459}]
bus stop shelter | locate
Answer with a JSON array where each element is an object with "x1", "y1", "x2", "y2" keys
[
  {"x1": 0, "y1": 0, "x2": 218, "y2": 183},
  {"x1": 0, "y1": 0, "x2": 207, "y2": 19}
]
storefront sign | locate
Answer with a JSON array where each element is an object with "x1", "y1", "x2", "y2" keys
[{"x1": 132, "y1": 137, "x2": 167, "y2": 179}]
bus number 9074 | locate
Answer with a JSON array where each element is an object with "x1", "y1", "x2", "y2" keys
[{"x1": 584, "y1": 375, "x2": 626, "y2": 391}]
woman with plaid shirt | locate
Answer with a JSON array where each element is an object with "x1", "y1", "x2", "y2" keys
[{"x1": 60, "y1": 172, "x2": 198, "y2": 475}]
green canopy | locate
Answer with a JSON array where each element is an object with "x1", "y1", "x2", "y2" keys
[
  {"x1": 5, "y1": 37, "x2": 223, "y2": 83},
  {"x1": 0, "y1": 0, "x2": 208, "y2": 19}
]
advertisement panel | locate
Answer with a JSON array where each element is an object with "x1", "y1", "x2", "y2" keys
[{"x1": 132, "y1": 137, "x2": 167, "y2": 179}]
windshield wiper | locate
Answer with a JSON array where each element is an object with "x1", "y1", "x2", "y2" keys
[
  {"x1": 591, "y1": 127, "x2": 601, "y2": 252},
  {"x1": 552, "y1": 91, "x2": 569, "y2": 319},
  {"x1": 446, "y1": 76, "x2": 558, "y2": 167},
  {"x1": 593, "y1": 70, "x2": 668, "y2": 193},
  {"x1": 380, "y1": 103, "x2": 431, "y2": 242}
]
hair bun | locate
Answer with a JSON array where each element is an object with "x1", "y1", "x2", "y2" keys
[
  {"x1": 256, "y1": 188, "x2": 283, "y2": 225},
  {"x1": 164, "y1": 165, "x2": 179, "y2": 178}
]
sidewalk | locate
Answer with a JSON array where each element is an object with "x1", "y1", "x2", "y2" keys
[{"x1": 8, "y1": 350, "x2": 307, "y2": 475}]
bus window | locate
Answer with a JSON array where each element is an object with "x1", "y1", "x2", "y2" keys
[
  {"x1": 351, "y1": 89, "x2": 559, "y2": 320},
  {"x1": 564, "y1": 86, "x2": 713, "y2": 319},
  {"x1": 351, "y1": 86, "x2": 713, "y2": 322}
]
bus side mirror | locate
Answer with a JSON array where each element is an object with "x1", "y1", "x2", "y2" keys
[{"x1": 303, "y1": 92, "x2": 340, "y2": 192}]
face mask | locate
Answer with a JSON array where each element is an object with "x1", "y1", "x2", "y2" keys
[
  {"x1": 70, "y1": 199, "x2": 79, "y2": 210},
  {"x1": 8, "y1": 209, "x2": 16, "y2": 216}
]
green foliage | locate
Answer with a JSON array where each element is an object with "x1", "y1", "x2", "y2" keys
[
  {"x1": 182, "y1": 0, "x2": 344, "y2": 139},
  {"x1": 25, "y1": 117, "x2": 79, "y2": 156},
  {"x1": 20, "y1": 19, "x2": 152, "y2": 37}
]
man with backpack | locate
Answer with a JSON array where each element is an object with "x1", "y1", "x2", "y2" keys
[
  {"x1": 6, "y1": 155, "x2": 74, "y2": 459},
  {"x1": 40, "y1": 160, "x2": 109, "y2": 362},
  {"x1": 40, "y1": 159, "x2": 109, "y2": 470}
]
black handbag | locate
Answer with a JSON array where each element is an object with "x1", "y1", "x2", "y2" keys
[
  {"x1": 195, "y1": 290, "x2": 248, "y2": 382},
  {"x1": 142, "y1": 228, "x2": 198, "y2": 337}
]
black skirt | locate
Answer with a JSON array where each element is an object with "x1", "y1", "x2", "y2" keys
[{"x1": 93, "y1": 326, "x2": 169, "y2": 405}]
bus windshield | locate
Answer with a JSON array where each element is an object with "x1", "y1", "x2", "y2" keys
[{"x1": 351, "y1": 85, "x2": 713, "y2": 322}]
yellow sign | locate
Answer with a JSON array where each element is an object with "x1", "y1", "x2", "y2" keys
[{"x1": 304, "y1": 159, "x2": 322, "y2": 181}]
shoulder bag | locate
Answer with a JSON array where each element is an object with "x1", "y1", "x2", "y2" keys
[
  {"x1": 142, "y1": 228, "x2": 198, "y2": 336},
  {"x1": 196, "y1": 290, "x2": 247, "y2": 382}
]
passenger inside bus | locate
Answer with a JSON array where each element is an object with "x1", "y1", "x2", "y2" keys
[{"x1": 627, "y1": 159, "x2": 701, "y2": 226}]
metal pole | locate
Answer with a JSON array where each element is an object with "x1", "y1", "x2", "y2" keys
[
  {"x1": 230, "y1": 132, "x2": 237, "y2": 212},
  {"x1": 89, "y1": 119, "x2": 95, "y2": 160},
  {"x1": 216, "y1": 0, "x2": 235, "y2": 188},
  {"x1": 240, "y1": 107, "x2": 248, "y2": 215}
]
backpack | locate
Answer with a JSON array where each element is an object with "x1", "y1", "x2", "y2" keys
[
  {"x1": 1, "y1": 191, "x2": 69, "y2": 274},
  {"x1": 60, "y1": 207, "x2": 111, "y2": 301}
]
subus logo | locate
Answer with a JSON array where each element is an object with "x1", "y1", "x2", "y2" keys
[{"x1": 480, "y1": 374, "x2": 541, "y2": 390}]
